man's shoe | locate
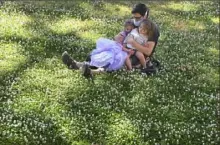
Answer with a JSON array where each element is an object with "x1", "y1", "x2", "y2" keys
[
  {"x1": 62, "y1": 51, "x2": 79, "y2": 69},
  {"x1": 82, "y1": 64, "x2": 94, "y2": 83},
  {"x1": 141, "y1": 66, "x2": 157, "y2": 75}
]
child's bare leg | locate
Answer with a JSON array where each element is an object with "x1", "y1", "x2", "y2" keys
[
  {"x1": 75, "y1": 61, "x2": 86, "y2": 68},
  {"x1": 79, "y1": 65, "x2": 106, "y2": 75},
  {"x1": 135, "y1": 51, "x2": 146, "y2": 68},
  {"x1": 90, "y1": 67, "x2": 106, "y2": 75},
  {"x1": 125, "y1": 57, "x2": 132, "y2": 70}
]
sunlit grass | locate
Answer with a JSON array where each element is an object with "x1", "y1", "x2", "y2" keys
[
  {"x1": 210, "y1": 17, "x2": 219, "y2": 24},
  {"x1": 165, "y1": 1, "x2": 200, "y2": 12},
  {"x1": 0, "y1": 42, "x2": 27, "y2": 76},
  {"x1": 208, "y1": 47, "x2": 219, "y2": 56},
  {"x1": 0, "y1": 11, "x2": 33, "y2": 38},
  {"x1": 48, "y1": 17, "x2": 104, "y2": 42},
  {"x1": 171, "y1": 19, "x2": 205, "y2": 31},
  {"x1": 79, "y1": 2, "x2": 131, "y2": 18},
  {"x1": 48, "y1": 18, "x2": 96, "y2": 34},
  {"x1": 106, "y1": 113, "x2": 140, "y2": 144},
  {"x1": 79, "y1": 31, "x2": 104, "y2": 42},
  {"x1": 12, "y1": 57, "x2": 84, "y2": 113},
  {"x1": 104, "y1": 3, "x2": 131, "y2": 17}
]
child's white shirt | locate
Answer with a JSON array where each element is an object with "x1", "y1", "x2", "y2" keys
[{"x1": 124, "y1": 28, "x2": 148, "y2": 49}]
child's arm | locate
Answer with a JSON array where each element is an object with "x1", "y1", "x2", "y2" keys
[
  {"x1": 122, "y1": 44, "x2": 130, "y2": 53},
  {"x1": 122, "y1": 44, "x2": 135, "y2": 55},
  {"x1": 127, "y1": 39, "x2": 155, "y2": 56},
  {"x1": 114, "y1": 33, "x2": 124, "y2": 43},
  {"x1": 123, "y1": 34, "x2": 134, "y2": 46},
  {"x1": 123, "y1": 34, "x2": 136, "y2": 54}
]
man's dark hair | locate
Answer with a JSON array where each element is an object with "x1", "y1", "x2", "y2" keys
[{"x1": 131, "y1": 3, "x2": 149, "y2": 17}]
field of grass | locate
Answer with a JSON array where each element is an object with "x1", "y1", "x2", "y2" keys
[{"x1": 0, "y1": 1, "x2": 219, "y2": 145}]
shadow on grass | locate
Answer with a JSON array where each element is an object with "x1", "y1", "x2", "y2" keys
[
  {"x1": 0, "y1": 0, "x2": 133, "y2": 105},
  {"x1": 0, "y1": 2, "x2": 93, "y2": 97},
  {"x1": 0, "y1": 2, "x2": 103, "y2": 144},
  {"x1": 0, "y1": 108, "x2": 69, "y2": 145}
]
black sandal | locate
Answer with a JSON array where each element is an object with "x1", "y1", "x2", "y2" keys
[{"x1": 82, "y1": 64, "x2": 94, "y2": 83}]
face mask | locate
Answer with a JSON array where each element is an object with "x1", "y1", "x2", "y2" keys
[
  {"x1": 125, "y1": 29, "x2": 132, "y2": 35},
  {"x1": 133, "y1": 19, "x2": 143, "y2": 27}
]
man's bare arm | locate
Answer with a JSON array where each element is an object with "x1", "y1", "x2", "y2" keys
[{"x1": 129, "y1": 39, "x2": 155, "y2": 56}]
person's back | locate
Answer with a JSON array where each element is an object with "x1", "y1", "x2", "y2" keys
[{"x1": 148, "y1": 22, "x2": 160, "y2": 57}]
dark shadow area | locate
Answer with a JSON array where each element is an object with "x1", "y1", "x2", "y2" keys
[
  {"x1": 0, "y1": 107, "x2": 69, "y2": 145},
  {"x1": 0, "y1": 29, "x2": 86, "y2": 99},
  {"x1": 0, "y1": 0, "x2": 4, "y2": 7},
  {"x1": 0, "y1": 0, "x2": 93, "y2": 100}
]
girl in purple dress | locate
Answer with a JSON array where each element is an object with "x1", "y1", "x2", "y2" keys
[{"x1": 89, "y1": 19, "x2": 134, "y2": 71}]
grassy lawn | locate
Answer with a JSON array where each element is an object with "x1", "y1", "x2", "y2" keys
[{"x1": 0, "y1": 1, "x2": 219, "y2": 145}]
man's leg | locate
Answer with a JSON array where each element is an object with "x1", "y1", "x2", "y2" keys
[{"x1": 62, "y1": 51, "x2": 106, "y2": 81}]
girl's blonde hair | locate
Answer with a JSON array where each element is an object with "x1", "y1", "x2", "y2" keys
[{"x1": 140, "y1": 19, "x2": 155, "y2": 38}]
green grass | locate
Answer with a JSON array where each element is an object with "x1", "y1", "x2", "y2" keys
[{"x1": 0, "y1": 1, "x2": 219, "y2": 145}]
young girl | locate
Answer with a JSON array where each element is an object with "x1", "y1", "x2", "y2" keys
[
  {"x1": 88, "y1": 19, "x2": 135, "y2": 71},
  {"x1": 114, "y1": 19, "x2": 135, "y2": 44},
  {"x1": 123, "y1": 19, "x2": 153, "y2": 70}
]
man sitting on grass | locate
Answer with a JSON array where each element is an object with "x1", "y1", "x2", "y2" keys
[{"x1": 62, "y1": 3, "x2": 160, "y2": 80}]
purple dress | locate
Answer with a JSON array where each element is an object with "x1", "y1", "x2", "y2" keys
[{"x1": 89, "y1": 38, "x2": 128, "y2": 71}]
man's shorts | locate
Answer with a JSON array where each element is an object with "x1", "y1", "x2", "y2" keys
[
  {"x1": 130, "y1": 54, "x2": 140, "y2": 66},
  {"x1": 130, "y1": 51, "x2": 150, "y2": 66}
]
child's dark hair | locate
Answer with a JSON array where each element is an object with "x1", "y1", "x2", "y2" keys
[
  {"x1": 124, "y1": 19, "x2": 134, "y2": 27},
  {"x1": 131, "y1": 3, "x2": 149, "y2": 17},
  {"x1": 140, "y1": 19, "x2": 155, "y2": 38}
]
